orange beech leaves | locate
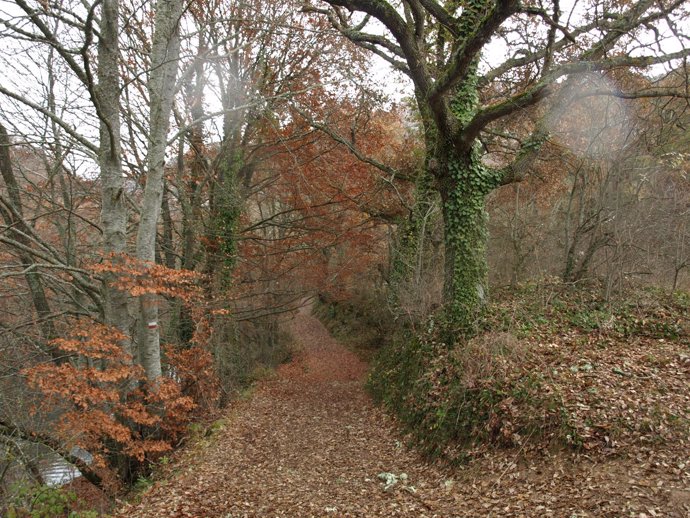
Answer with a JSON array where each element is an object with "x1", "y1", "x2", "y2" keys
[
  {"x1": 91, "y1": 254, "x2": 203, "y2": 302},
  {"x1": 23, "y1": 257, "x2": 217, "y2": 471},
  {"x1": 25, "y1": 321, "x2": 196, "y2": 465},
  {"x1": 164, "y1": 346, "x2": 219, "y2": 411}
]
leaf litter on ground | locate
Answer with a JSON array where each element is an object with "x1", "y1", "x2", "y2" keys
[{"x1": 114, "y1": 291, "x2": 690, "y2": 517}]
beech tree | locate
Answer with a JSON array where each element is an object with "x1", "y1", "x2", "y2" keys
[
  {"x1": 2, "y1": 0, "x2": 206, "y2": 384},
  {"x1": 135, "y1": 0, "x2": 185, "y2": 382},
  {"x1": 306, "y1": 0, "x2": 690, "y2": 336},
  {"x1": 0, "y1": 0, "x2": 206, "y2": 483}
]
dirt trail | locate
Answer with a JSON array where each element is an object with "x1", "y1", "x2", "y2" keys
[
  {"x1": 117, "y1": 307, "x2": 459, "y2": 517},
  {"x1": 116, "y1": 307, "x2": 690, "y2": 517}
]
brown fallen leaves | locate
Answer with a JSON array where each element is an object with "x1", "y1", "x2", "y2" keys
[{"x1": 113, "y1": 305, "x2": 689, "y2": 517}]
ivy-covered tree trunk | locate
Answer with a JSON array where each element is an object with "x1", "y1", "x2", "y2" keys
[
  {"x1": 433, "y1": 55, "x2": 499, "y2": 338},
  {"x1": 316, "y1": 0, "x2": 591, "y2": 338},
  {"x1": 205, "y1": 144, "x2": 242, "y2": 293},
  {"x1": 439, "y1": 149, "x2": 494, "y2": 337}
]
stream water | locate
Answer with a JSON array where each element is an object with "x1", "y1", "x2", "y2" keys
[
  {"x1": 40, "y1": 455, "x2": 81, "y2": 487},
  {"x1": 3, "y1": 443, "x2": 91, "y2": 487},
  {"x1": 42, "y1": 446, "x2": 92, "y2": 486}
]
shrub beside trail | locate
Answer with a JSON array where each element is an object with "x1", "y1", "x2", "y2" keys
[{"x1": 362, "y1": 283, "x2": 690, "y2": 462}]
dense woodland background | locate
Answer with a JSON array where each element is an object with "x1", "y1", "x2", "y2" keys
[{"x1": 0, "y1": 0, "x2": 688, "y2": 514}]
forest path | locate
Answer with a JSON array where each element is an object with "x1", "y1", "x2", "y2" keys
[
  {"x1": 115, "y1": 306, "x2": 690, "y2": 517},
  {"x1": 116, "y1": 305, "x2": 460, "y2": 517}
]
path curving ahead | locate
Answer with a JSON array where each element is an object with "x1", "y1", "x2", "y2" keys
[
  {"x1": 116, "y1": 306, "x2": 461, "y2": 517},
  {"x1": 116, "y1": 305, "x2": 690, "y2": 517}
]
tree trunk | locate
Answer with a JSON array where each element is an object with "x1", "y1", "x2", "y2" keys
[
  {"x1": 97, "y1": 0, "x2": 132, "y2": 359},
  {"x1": 161, "y1": 182, "x2": 176, "y2": 269},
  {"x1": 205, "y1": 143, "x2": 242, "y2": 292},
  {"x1": 433, "y1": 52, "x2": 495, "y2": 339},
  {"x1": 135, "y1": 0, "x2": 184, "y2": 383},
  {"x1": 439, "y1": 149, "x2": 492, "y2": 339},
  {"x1": 388, "y1": 169, "x2": 437, "y2": 317}
]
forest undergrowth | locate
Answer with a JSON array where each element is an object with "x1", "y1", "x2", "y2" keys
[
  {"x1": 106, "y1": 284, "x2": 690, "y2": 517},
  {"x1": 356, "y1": 283, "x2": 689, "y2": 459},
  {"x1": 319, "y1": 282, "x2": 690, "y2": 515}
]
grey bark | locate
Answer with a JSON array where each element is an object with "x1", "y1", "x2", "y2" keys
[
  {"x1": 97, "y1": 0, "x2": 132, "y2": 358},
  {"x1": 135, "y1": 0, "x2": 185, "y2": 382}
]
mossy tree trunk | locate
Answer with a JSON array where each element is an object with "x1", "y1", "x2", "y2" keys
[
  {"x1": 205, "y1": 143, "x2": 243, "y2": 292},
  {"x1": 433, "y1": 49, "x2": 501, "y2": 337},
  {"x1": 439, "y1": 151, "x2": 495, "y2": 337},
  {"x1": 314, "y1": 0, "x2": 593, "y2": 338}
]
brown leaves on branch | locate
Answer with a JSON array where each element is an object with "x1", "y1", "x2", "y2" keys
[
  {"x1": 24, "y1": 320, "x2": 196, "y2": 466},
  {"x1": 91, "y1": 254, "x2": 203, "y2": 302},
  {"x1": 20, "y1": 256, "x2": 219, "y2": 476}
]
